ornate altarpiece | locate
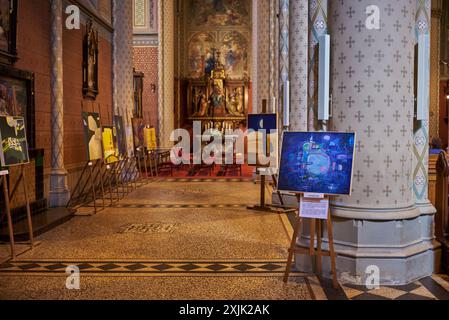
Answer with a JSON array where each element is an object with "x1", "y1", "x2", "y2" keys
[{"x1": 184, "y1": 58, "x2": 250, "y2": 132}]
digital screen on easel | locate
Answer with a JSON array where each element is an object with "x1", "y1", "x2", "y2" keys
[
  {"x1": 278, "y1": 132, "x2": 356, "y2": 196},
  {"x1": 0, "y1": 116, "x2": 30, "y2": 167}
]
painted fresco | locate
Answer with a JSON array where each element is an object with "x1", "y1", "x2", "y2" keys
[
  {"x1": 185, "y1": 0, "x2": 251, "y2": 79},
  {"x1": 221, "y1": 31, "x2": 249, "y2": 78},
  {"x1": 188, "y1": 32, "x2": 216, "y2": 78},
  {"x1": 189, "y1": 0, "x2": 250, "y2": 27}
]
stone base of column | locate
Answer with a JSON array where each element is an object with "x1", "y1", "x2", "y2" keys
[
  {"x1": 49, "y1": 169, "x2": 70, "y2": 208},
  {"x1": 272, "y1": 193, "x2": 442, "y2": 285}
]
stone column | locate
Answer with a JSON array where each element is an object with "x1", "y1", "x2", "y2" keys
[
  {"x1": 310, "y1": 0, "x2": 437, "y2": 285},
  {"x1": 49, "y1": 0, "x2": 70, "y2": 207},
  {"x1": 158, "y1": 0, "x2": 175, "y2": 147},
  {"x1": 289, "y1": 0, "x2": 308, "y2": 131},
  {"x1": 113, "y1": 0, "x2": 134, "y2": 154},
  {"x1": 308, "y1": 0, "x2": 327, "y2": 131}
]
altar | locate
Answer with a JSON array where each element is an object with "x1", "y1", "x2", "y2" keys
[{"x1": 182, "y1": 52, "x2": 251, "y2": 132}]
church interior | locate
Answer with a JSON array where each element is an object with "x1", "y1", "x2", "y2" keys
[{"x1": 0, "y1": 0, "x2": 449, "y2": 301}]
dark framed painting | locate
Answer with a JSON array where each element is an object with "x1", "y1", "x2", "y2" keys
[
  {"x1": 102, "y1": 125, "x2": 119, "y2": 164},
  {"x1": 83, "y1": 20, "x2": 99, "y2": 99},
  {"x1": 81, "y1": 112, "x2": 103, "y2": 161},
  {"x1": 114, "y1": 115, "x2": 127, "y2": 156},
  {"x1": 278, "y1": 132, "x2": 356, "y2": 196},
  {"x1": 132, "y1": 118, "x2": 145, "y2": 150},
  {"x1": 0, "y1": 0, "x2": 18, "y2": 64},
  {"x1": 0, "y1": 65, "x2": 35, "y2": 149},
  {"x1": 0, "y1": 116, "x2": 30, "y2": 167}
]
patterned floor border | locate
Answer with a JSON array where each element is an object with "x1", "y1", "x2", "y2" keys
[
  {"x1": 1, "y1": 258, "x2": 448, "y2": 300},
  {"x1": 0, "y1": 259, "x2": 301, "y2": 277},
  {"x1": 87, "y1": 204, "x2": 252, "y2": 209}
]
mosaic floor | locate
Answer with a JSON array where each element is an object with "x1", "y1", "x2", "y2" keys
[{"x1": 0, "y1": 180, "x2": 448, "y2": 300}]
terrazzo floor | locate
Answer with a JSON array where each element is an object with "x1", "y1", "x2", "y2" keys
[{"x1": 0, "y1": 180, "x2": 448, "y2": 300}]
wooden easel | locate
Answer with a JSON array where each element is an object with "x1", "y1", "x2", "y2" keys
[
  {"x1": 1, "y1": 170, "x2": 16, "y2": 261},
  {"x1": 1, "y1": 165, "x2": 39, "y2": 262},
  {"x1": 284, "y1": 194, "x2": 338, "y2": 289}
]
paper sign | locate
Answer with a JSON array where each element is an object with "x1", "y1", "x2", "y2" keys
[
  {"x1": 299, "y1": 197, "x2": 329, "y2": 220},
  {"x1": 304, "y1": 193, "x2": 325, "y2": 199}
]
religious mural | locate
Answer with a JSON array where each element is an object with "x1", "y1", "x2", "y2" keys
[
  {"x1": 188, "y1": 32, "x2": 216, "y2": 78},
  {"x1": 221, "y1": 31, "x2": 249, "y2": 78},
  {"x1": 189, "y1": 0, "x2": 250, "y2": 27},
  {"x1": 185, "y1": 0, "x2": 251, "y2": 79}
]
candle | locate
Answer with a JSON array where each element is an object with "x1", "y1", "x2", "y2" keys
[
  {"x1": 283, "y1": 81, "x2": 290, "y2": 127},
  {"x1": 272, "y1": 97, "x2": 276, "y2": 114}
]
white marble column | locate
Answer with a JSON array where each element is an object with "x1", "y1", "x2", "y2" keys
[
  {"x1": 298, "y1": 0, "x2": 438, "y2": 285},
  {"x1": 49, "y1": 0, "x2": 70, "y2": 207}
]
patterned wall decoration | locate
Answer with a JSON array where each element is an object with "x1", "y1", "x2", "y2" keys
[
  {"x1": 133, "y1": 47, "x2": 159, "y2": 131},
  {"x1": 329, "y1": 0, "x2": 416, "y2": 209},
  {"x1": 113, "y1": 0, "x2": 135, "y2": 154},
  {"x1": 183, "y1": 0, "x2": 252, "y2": 80},
  {"x1": 308, "y1": 0, "x2": 327, "y2": 131},
  {"x1": 289, "y1": 0, "x2": 308, "y2": 131},
  {"x1": 132, "y1": 0, "x2": 158, "y2": 34},
  {"x1": 413, "y1": 0, "x2": 431, "y2": 206}
]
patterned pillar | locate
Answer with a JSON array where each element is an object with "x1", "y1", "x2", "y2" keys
[
  {"x1": 279, "y1": 0, "x2": 289, "y2": 84},
  {"x1": 279, "y1": 0, "x2": 289, "y2": 127},
  {"x1": 289, "y1": 0, "x2": 308, "y2": 131},
  {"x1": 321, "y1": 0, "x2": 437, "y2": 285},
  {"x1": 269, "y1": 0, "x2": 278, "y2": 104},
  {"x1": 113, "y1": 0, "x2": 134, "y2": 154},
  {"x1": 414, "y1": 0, "x2": 435, "y2": 215},
  {"x1": 308, "y1": 0, "x2": 328, "y2": 131},
  {"x1": 158, "y1": 0, "x2": 175, "y2": 147},
  {"x1": 49, "y1": 0, "x2": 70, "y2": 207}
]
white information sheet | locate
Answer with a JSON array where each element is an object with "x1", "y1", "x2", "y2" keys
[{"x1": 299, "y1": 197, "x2": 329, "y2": 220}]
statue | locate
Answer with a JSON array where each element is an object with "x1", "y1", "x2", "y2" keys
[
  {"x1": 226, "y1": 87, "x2": 244, "y2": 116},
  {"x1": 194, "y1": 93, "x2": 210, "y2": 117}
]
